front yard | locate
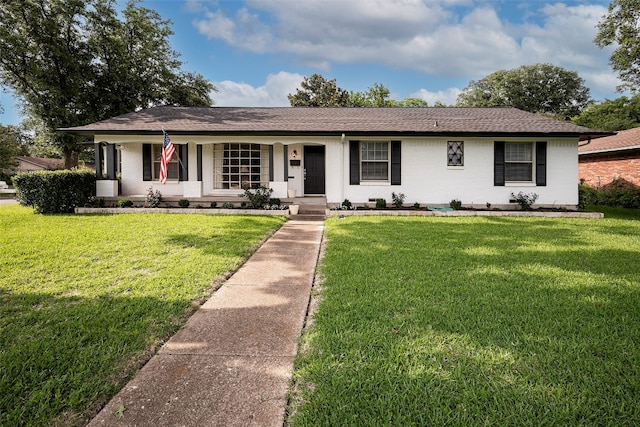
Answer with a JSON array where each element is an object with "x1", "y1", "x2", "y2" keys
[
  {"x1": 289, "y1": 210, "x2": 640, "y2": 426},
  {"x1": 2, "y1": 204, "x2": 639, "y2": 426},
  {"x1": 0, "y1": 205, "x2": 285, "y2": 426}
]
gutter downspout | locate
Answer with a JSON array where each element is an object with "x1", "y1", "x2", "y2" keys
[{"x1": 578, "y1": 136, "x2": 592, "y2": 148}]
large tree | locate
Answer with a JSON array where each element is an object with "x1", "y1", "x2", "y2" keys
[
  {"x1": 595, "y1": 0, "x2": 640, "y2": 92},
  {"x1": 0, "y1": 124, "x2": 28, "y2": 175},
  {"x1": 572, "y1": 94, "x2": 640, "y2": 131},
  {"x1": 456, "y1": 64, "x2": 592, "y2": 119},
  {"x1": 0, "y1": 0, "x2": 215, "y2": 167},
  {"x1": 288, "y1": 74, "x2": 351, "y2": 107}
]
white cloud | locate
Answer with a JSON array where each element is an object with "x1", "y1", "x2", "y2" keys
[
  {"x1": 191, "y1": 1, "x2": 622, "y2": 98},
  {"x1": 411, "y1": 87, "x2": 461, "y2": 106},
  {"x1": 213, "y1": 71, "x2": 304, "y2": 106}
]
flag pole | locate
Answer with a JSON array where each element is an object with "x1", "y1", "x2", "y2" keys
[{"x1": 162, "y1": 129, "x2": 186, "y2": 171}]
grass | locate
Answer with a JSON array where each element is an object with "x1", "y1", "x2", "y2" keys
[
  {"x1": 289, "y1": 211, "x2": 640, "y2": 426},
  {"x1": 0, "y1": 205, "x2": 285, "y2": 426}
]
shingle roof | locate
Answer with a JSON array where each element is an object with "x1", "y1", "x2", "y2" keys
[
  {"x1": 60, "y1": 106, "x2": 607, "y2": 140},
  {"x1": 578, "y1": 127, "x2": 640, "y2": 154},
  {"x1": 15, "y1": 156, "x2": 64, "y2": 170}
]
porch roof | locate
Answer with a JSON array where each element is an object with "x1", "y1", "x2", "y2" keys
[{"x1": 60, "y1": 106, "x2": 609, "y2": 141}]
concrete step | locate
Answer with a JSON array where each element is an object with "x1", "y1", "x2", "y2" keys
[
  {"x1": 290, "y1": 214, "x2": 326, "y2": 221},
  {"x1": 297, "y1": 204, "x2": 326, "y2": 214}
]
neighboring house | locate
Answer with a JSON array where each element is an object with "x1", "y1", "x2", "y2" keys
[
  {"x1": 578, "y1": 127, "x2": 640, "y2": 187},
  {"x1": 15, "y1": 156, "x2": 64, "y2": 172},
  {"x1": 61, "y1": 106, "x2": 608, "y2": 209}
]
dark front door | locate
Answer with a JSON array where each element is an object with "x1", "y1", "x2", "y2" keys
[{"x1": 303, "y1": 145, "x2": 325, "y2": 195}]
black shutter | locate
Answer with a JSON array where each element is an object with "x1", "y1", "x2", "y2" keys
[
  {"x1": 178, "y1": 144, "x2": 188, "y2": 181},
  {"x1": 106, "y1": 144, "x2": 117, "y2": 180},
  {"x1": 536, "y1": 141, "x2": 547, "y2": 186},
  {"x1": 349, "y1": 140, "x2": 360, "y2": 185},
  {"x1": 391, "y1": 140, "x2": 401, "y2": 185},
  {"x1": 494, "y1": 141, "x2": 505, "y2": 186},
  {"x1": 142, "y1": 143, "x2": 152, "y2": 181},
  {"x1": 95, "y1": 143, "x2": 103, "y2": 179},
  {"x1": 268, "y1": 145, "x2": 274, "y2": 182},
  {"x1": 196, "y1": 144, "x2": 202, "y2": 182},
  {"x1": 283, "y1": 145, "x2": 288, "y2": 182}
]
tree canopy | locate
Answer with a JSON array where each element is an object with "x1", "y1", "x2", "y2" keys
[
  {"x1": 288, "y1": 76, "x2": 431, "y2": 108},
  {"x1": 0, "y1": 0, "x2": 215, "y2": 167},
  {"x1": 572, "y1": 94, "x2": 640, "y2": 131},
  {"x1": 595, "y1": 0, "x2": 640, "y2": 92},
  {"x1": 0, "y1": 124, "x2": 28, "y2": 175},
  {"x1": 288, "y1": 74, "x2": 351, "y2": 107},
  {"x1": 456, "y1": 64, "x2": 592, "y2": 119}
]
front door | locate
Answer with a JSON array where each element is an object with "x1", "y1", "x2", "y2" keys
[{"x1": 303, "y1": 145, "x2": 325, "y2": 195}]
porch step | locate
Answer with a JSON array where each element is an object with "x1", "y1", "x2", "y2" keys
[
  {"x1": 290, "y1": 214, "x2": 326, "y2": 221},
  {"x1": 296, "y1": 204, "x2": 326, "y2": 215}
]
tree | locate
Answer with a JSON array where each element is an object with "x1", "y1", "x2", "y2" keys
[
  {"x1": 350, "y1": 83, "x2": 394, "y2": 107},
  {"x1": 572, "y1": 95, "x2": 640, "y2": 131},
  {"x1": 0, "y1": 124, "x2": 28, "y2": 175},
  {"x1": 456, "y1": 64, "x2": 592, "y2": 119},
  {"x1": 595, "y1": 0, "x2": 640, "y2": 92},
  {"x1": 350, "y1": 83, "x2": 429, "y2": 107},
  {"x1": 288, "y1": 74, "x2": 350, "y2": 107},
  {"x1": 0, "y1": 0, "x2": 215, "y2": 168}
]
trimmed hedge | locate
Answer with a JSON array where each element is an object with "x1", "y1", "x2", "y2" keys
[{"x1": 13, "y1": 169, "x2": 96, "y2": 213}]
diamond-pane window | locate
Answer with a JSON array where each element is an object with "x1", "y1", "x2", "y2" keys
[{"x1": 447, "y1": 141, "x2": 464, "y2": 166}]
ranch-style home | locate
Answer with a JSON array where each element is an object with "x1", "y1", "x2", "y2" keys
[{"x1": 61, "y1": 106, "x2": 608, "y2": 209}]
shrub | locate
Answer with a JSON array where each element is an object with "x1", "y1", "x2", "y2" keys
[
  {"x1": 511, "y1": 191, "x2": 538, "y2": 211},
  {"x1": 391, "y1": 192, "x2": 406, "y2": 208},
  {"x1": 269, "y1": 198, "x2": 281, "y2": 207},
  {"x1": 413, "y1": 202, "x2": 420, "y2": 209},
  {"x1": 13, "y1": 169, "x2": 95, "y2": 214},
  {"x1": 210, "y1": 201, "x2": 217, "y2": 208},
  {"x1": 240, "y1": 185, "x2": 273, "y2": 208},
  {"x1": 598, "y1": 178, "x2": 640, "y2": 208},
  {"x1": 342, "y1": 199, "x2": 352, "y2": 209},
  {"x1": 178, "y1": 199, "x2": 190, "y2": 208},
  {"x1": 145, "y1": 186, "x2": 162, "y2": 208},
  {"x1": 376, "y1": 198, "x2": 387, "y2": 209},
  {"x1": 95, "y1": 198, "x2": 106, "y2": 208},
  {"x1": 117, "y1": 198, "x2": 133, "y2": 208},
  {"x1": 449, "y1": 199, "x2": 462, "y2": 210},
  {"x1": 221, "y1": 202, "x2": 234, "y2": 209}
]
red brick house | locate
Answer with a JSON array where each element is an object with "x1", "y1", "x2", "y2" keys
[{"x1": 579, "y1": 127, "x2": 640, "y2": 187}]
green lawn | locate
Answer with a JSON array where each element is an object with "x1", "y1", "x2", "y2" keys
[
  {"x1": 0, "y1": 205, "x2": 285, "y2": 426},
  {"x1": 289, "y1": 212, "x2": 640, "y2": 426}
]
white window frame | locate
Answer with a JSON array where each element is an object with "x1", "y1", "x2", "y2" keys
[
  {"x1": 152, "y1": 144, "x2": 179, "y2": 181},
  {"x1": 212, "y1": 143, "x2": 269, "y2": 190},
  {"x1": 505, "y1": 142, "x2": 534, "y2": 183},
  {"x1": 360, "y1": 141, "x2": 390, "y2": 182}
]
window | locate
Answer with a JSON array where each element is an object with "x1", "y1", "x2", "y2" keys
[
  {"x1": 505, "y1": 142, "x2": 533, "y2": 181},
  {"x1": 447, "y1": 141, "x2": 464, "y2": 166},
  {"x1": 152, "y1": 144, "x2": 178, "y2": 181},
  {"x1": 213, "y1": 143, "x2": 268, "y2": 189},
  {"x1": 361, "y1": 141, "x2": 389, "y2": 181}
]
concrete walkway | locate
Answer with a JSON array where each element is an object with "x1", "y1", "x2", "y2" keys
[{"x1": 88, "y1": 219, "x2": 324, "y2": 427}]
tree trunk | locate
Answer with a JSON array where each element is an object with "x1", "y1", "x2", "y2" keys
[{"x1": 63, "y1": 149, "x2": 79, "y2": 169}]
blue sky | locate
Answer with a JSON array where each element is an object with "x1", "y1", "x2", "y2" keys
[{"x1": 0, "y1": 0, "x2": 623, "y2": 126}]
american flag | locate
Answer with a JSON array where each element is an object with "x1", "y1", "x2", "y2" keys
[{"x1": 159, "y1": 131, "x2": 175, "y2": 184}]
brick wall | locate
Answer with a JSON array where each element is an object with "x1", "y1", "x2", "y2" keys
[{"x1": 579, "y1": 151, "x2": 640, "y2": 187}]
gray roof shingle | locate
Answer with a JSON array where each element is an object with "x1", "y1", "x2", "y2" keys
[{"x1": 60, "y1": 106, "x2": 608, "y2": 139}]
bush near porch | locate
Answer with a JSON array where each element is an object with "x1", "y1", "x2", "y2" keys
[{"x1": 289, "y1": 212, "x2": 640, "y2": 426}]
